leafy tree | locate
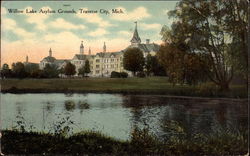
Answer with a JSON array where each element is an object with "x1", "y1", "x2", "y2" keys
[
  {"x1": 158, "y1": 44, "x2": 186, "y2": 85},
  {"x1": 145, "y1": 54, "x2": 166, "y2": 76},
  {"x1": 78, "y1": 66, "x2": 85, "y2": 77},
  {"x1": 25, "y1": 63, "x2": 39, "y2": 77},
  {"x1": 30, "y1": 69, "x2": 44, "y2": 78},
  {"x1": 64, "y1": 62, "x2": 76, "y2": 77},
  {"x1": 1, "y1": 63, "x2": 12, "y2": 78},
  {"x1": 123, "y1": 47, "x2": 145, "y2": 76},
  {"x1": 162, "y1": 0, "x2": 248, "y2": 90},
  {"x1": 83, "y1": 60, "x2": 91, "y2": 76},
  {"x1": 43, "y1": 64, "x2": 59, "y2": 78},
  {"x1": 12, "y1": 62, "x2": 27, "y2": 78}
]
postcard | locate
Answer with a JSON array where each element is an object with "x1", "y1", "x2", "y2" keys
[{"x1": 0, "y1": 0, "x2": 248, "y2": 155}]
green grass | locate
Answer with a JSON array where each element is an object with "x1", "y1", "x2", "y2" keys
[{"x1": 0, "y1": 77, "x2": 247, "y2": 98}]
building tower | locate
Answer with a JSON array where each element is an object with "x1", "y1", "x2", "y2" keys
[
  {"x1": 49, "y1": 48, "x2": 52, "y2": 57},
  {"x1": 80, "y1": 41, "x2": 84, "y2": 55},
  {"x1": 103, "y1": 42, "x2": 106, "y2": 53},
  {"x1": 130, "y1": 21, "x2": 141, "y2": 45},
  {"x1": 89, "y1": 47, "x2": 91, "y2": 55},
  {"x1": 26, "y1": 55, "x2": 29, "y2": 63}
]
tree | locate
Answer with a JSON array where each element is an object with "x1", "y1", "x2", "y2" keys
[
  {"x1": 78, "y1": 60, "x2": 91, "y2": 77},
  {"x1": 25, "y1": 63, "x2": 39, "y2": 77},
  {"x1": 145, "y1": 54, "x2": 166, "y2": 76},
  {"x1": 157, "y1": 44, "x2": 185, "y2": 85},
  {"x1": 78, "y1": 66, "x2": 85, "y2": 77},
  {"x1": 12, "y1": 62, "x2": 27, "y2": 78},
  {"x1": 123, "y1": 47, "x2": 145, "y2": 76},
  {"x1": 1, "y1": 63, "x2": 12, "y2": 78},
  {"x1": 158, "y1": 44, "x2": 208, "y2": 86},
  {"x1": 83, "y1": 60, "x2": 91, "y2": 76},
  {"x1": 43, "y1": 64, "x2": 59, "y2": 78},
  {"x1": 162, "y1": 0, "x2": 248, "y2": 90},
  {"x1": 64, "y1": 62, "x2": 76, "y2": 77}
]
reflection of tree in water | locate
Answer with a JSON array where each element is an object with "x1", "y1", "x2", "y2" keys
[
  {"x1": 64, "y1": 100, "x2": 76, "y2": 111},
  {"x1": 77, "y1": 101, "x2": 90, "y2": 114},
  {"x1": 45, "y1": 101, "x2": 55, "y2": 113}
]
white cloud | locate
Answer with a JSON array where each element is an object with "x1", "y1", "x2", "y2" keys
[
  {"x1": 1, "y1": 17, "x2": 34, "y2": 38},
  {"x1": 2, "y1": 18, "x2": 16, "y2": 29},
  {"x1": 140, "y1": 23, "x2": 162, "y2": 30},
  {"x1": 88, "y1": 28, "x2": 109, "y2": 37},
  {"x1": 111, "y1": 7, "x2": 151, "y2": 21},
  {"x1": 118, "y1": 30, "x2": 131, "y2": 37},
  {"x1": 24, "y1": 6, "x2": 51, "y2": 31},
  {"x1": 77, "y1": 8, "x2": 113, "y2": 27},
  {"x1": 1, "y1": 7, "x2": 7, "y2": 14},
  {"x1": 44, "y1": 31, "x2": 81, "y2": 43},
  {"x1": 50, "y1": 18, "x2": 86, "y2": 30}
]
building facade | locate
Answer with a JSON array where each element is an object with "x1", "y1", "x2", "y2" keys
[{"x1": 39, "y1": 22, "x2": 160, "y2": 77}]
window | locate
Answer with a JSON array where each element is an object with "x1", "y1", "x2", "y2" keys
[
  {"x1": 111, "y1": 64, "x2": 114, "y2": 68},
  {"x1": 96, "y1": 70, "x2": 99, "y2": 74},
  {"x1": 111, "y1": 59, "x2": 114, "y2": 62},
  {"x1": 96, "y1": 65, "x2": 100, "y2": 68},
  {"x1": 96, "y1": 59, "x2": 100, "y2": 63}
]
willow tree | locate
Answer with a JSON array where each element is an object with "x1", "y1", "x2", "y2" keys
[{"x1": 162, "y1": 0, "x2": 248, "y2": 90}]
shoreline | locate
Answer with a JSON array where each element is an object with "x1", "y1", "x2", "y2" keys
[{"x1": 0, "y1": 88, "x2": 247, "y2": 102}]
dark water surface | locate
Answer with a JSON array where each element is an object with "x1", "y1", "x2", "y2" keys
[{"x1": 0, "y1": 93, "x2": 248, "y2": 140}]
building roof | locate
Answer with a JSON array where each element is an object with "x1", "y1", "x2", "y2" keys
[
  {"x1": 96, "y1": 51, "x2": 123, "y2": 58},
  {"x1": 125, "y1": 43, "x2": 160, "y2": 53},
  {"x1": 54, "y1": 59, "x2": 70, "y2": 64},
  {"x1": 41, "y1": 56, "x2": 56, "y2": 62},
  {"x1": 130, "y1": 22, "x2": 141, "y2": 44},
  {"x1": 73, "y1": 54, "x2": 95, "y2": 60}
]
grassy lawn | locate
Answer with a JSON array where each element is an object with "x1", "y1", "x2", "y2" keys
[{"x1": 0, "y1": 77, "x2": 247, "y2": 98}]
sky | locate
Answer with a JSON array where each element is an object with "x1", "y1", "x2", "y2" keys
[{"x1": 1, "y1": 1, "x2": 178, "y2": 66}]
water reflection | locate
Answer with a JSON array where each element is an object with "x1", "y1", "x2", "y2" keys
[{"x1": 0, "y1": 93, "x2": 248, "y2": 140}]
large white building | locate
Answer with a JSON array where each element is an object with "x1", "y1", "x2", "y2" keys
[{"x1": 39, "y1": 22, "x2": 160, "y2": 77}]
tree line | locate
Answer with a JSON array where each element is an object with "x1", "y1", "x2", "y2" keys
[{"x1": 0, "y1": 60, "x2": 91, "y2": 79}]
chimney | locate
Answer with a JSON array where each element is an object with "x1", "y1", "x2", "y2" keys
[{"x1": 146, "y1": 39, "x2": 150, "y2": 44}]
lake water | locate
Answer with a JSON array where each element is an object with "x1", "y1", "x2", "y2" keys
[{"x1": 0, "y1": 93, "x2": 248, "y2": 140}]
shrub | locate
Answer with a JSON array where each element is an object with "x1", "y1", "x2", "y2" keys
[
  {"x1": 111, "y1": 71, "x2": 121, "y2": 78},
  {"x1": 120, "y1": 72, "x2": 128, "y2": 78}
]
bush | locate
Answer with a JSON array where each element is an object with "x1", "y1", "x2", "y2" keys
[
  {"x1": 120, "y1": 72, "x2": 128, "y2": 78},
  {"x1": 111, "y1": 71, "x2": 128, "y2": 78},
  {"x1": 137, "y1": 72, "x2": 146, "y2": 78},
  {"x1": 111, "y1": 71, "x2": 121, "y2": 78}
]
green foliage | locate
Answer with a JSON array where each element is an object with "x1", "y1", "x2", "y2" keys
[
  {"x1": 43, "y1": 64, "x2": 59, "y2": 78},
  {"x1": 110, "y1": 71, "x2": 128, "y2": 78},
  {"x1": 110, "y1": 71, "x2": 120, "y2": 78},
  {"x1": 84, "y1": 60, "x2": 91, "y2": 75},
  {"x1": 0, "y1": 63, "x2": 12, "y2": 78},
  {"x1": 24, "y1": 63, "x2": 39, "y2": 77},
  {"x1": 64, "y1": 62, "x2": 76, "y2": 76},
  {"x1": 163, "y1": 0, "x2": 248, "y2": 90},
  {"x1": 120, "y1": 72, "x2": 128, "y2": 78},
  {"x1": 78, "y1": 65, "x2": 85, "y2": 77},
  {"x1": 12, "y1": 62, "x2": 27, "y2": 78},
  {"x1": 145, "y1": 54, "x2": 166, "y2": 76},
  {"x1": 1, "y1": 124, "x2": 247, "y2": 155},
  {"x1": 123, "y1": 47, "x2": 145, "y2": 76}
]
